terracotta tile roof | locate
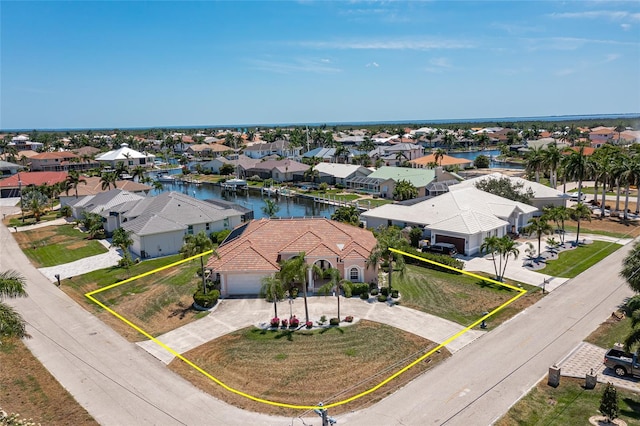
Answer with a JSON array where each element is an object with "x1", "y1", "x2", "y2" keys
[
  {"x1": 62, "y1": 176, "x2": 151, "y2": 196},
  {"x1": 410, "y1": 153, "x2": 473, "y2": 166},
  {"x1": 0, "y1": 171, "x2": 68, "y2": 188},
  {"x1": 208, "y1": 218, "x2": 377, "y2": 273},
  {"x1": 565, "y1": 146, "x2": 595, "y2": 156},
  {"x1": 31, "y1": 151, "x2": 78, "y2": 160}
]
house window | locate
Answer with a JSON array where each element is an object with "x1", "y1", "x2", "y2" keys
[
  {"x1": 206, "y1": 223, "x2": 210, "y2": 231},
  {"x1": 350, "y1": 267, "x2": 359, "y2": 282},
  {"x1": 128, "y1": 160, "x2": 134, "y2": 166},
  {"x1": 187, "y1": 225, "x2": 194, "y2": 235}
]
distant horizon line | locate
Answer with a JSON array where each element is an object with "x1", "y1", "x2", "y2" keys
[{"x1": 3, "y1": 112, "x2": 639, "y2": 133}]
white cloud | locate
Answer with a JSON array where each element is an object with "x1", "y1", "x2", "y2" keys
[
  {"x1": 320, "y1": 58, "x2": 331, "y2": 63},
  {"x1": 247, "y1": 58, "x2": 342, "y2": 74},
  {"x1": 297, "y1": 38, "x2": 474, "y2": 50},
  {"x1": 365, "y1": 62, "x2": 379, "y2": 68},
  {"x1": 555, "y1": 68, "x2": 577, "y2": 77},
  {"x1": 604, "y1": 53, "x2": 621, "y2": 62},
  {"x1": 549, "y1": 10, "x2": 640, "y2": 22},
  {"x1": 621, "y1": 23, "x2": 632, "y2": 30},
  {"x1": 430, "y1": 57, "x2": 452, "y2": 68}
]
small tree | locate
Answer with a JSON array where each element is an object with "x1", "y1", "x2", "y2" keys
[
  {"x1": 599, "y1": 382, "x2": 619, "y2": 423},
  {"x1": 180, "y1": 231, "x2": 215, "y2": 294},
  {"x1": 474, "y1": 154, "x2": 490, "y2": 169}
]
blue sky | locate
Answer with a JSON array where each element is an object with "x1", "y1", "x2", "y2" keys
[{"x1": 1, "y1": 1, "x2": 639, "y2": 130}]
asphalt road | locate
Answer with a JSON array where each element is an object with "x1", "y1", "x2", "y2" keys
[{"x1": 2, "y1": 205, "x2": 637, "y2": 426}]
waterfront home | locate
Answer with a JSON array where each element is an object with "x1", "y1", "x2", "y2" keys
[
  {"x1": 347, "y1": 166, "x2": 435, "y2": 199},
  {"x1": 30, "y1": 151, "x2": 99, "y2": 172},
  {"x1": 409, "y1": 153, "x2": 473, "y2": 169},
  {"x1": 207, "y1": 218, "x2": 378, "y2": 297},
  {"x1": 312, "y1": 163, "x2": 372, "y2": 186},
  {"x1": 198, "y1": 155, "x2": 260, "y2": 175},
  {"x1": 242, "y1": 159, "x2": 309, "y2": 182},
  {"x1": 369, "y1": 143, "x2": 423, "y2": 166},
  {"x1": 361, "y1": 186, "x2": 537, "y2": 256},
  {"x1": 59, "y1": 176, "x2": 151, "y2": 206},
  {"x1": 67, "y1": 189, "x2": 145, "y2": 232},
  {"x1": 450, "y1": 172, "x2": 568, "y2": 210},
  {"x1": 95, "y1": 143, "x2": 155, "y2": 168},
  {"x1": 112, "y1": 191, "x2": 244, "y2": 258},
  {"x1": 186, "y1": 143, "x2": 229, "y2": 159}
]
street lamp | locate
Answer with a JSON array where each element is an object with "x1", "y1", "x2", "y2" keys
[{"x1": 18, "y1": 174, "x2": 24, "y2": 223}]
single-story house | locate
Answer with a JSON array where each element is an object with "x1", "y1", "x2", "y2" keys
[
  {"x1": 59, "y1": 176, "x2": 152, "y2": 207},
  {"x1": 347, "y1": 166, "x2": 435, "y2": 199},
  {"x1": 207, "y1": 218, "x2": 378, "y2": 297},
  {"x1": 361, "y1": 186, "x2": 538, "y2": 255},
  {"x1": 95, "y1": 143, "x2": 155, "y2": 168},
  {"x1": 242, "y1": 159, "x2": 310, "y2": 182},
  {"x1": 198, "y1": 155, "x2": 260, "y2": 175},
  {"x1": 115, "y1": 191, "x2": 244, "y2": 258},
  {"x1": 450, "y1": 172, "x2": 568, "y2": 210},
  {"x1": 409, "y1": 153, "x2": 473, "y2": 169},
  {"x1": 312, "y1": 163, "x2": 372, "y2": 186},
  {"x1": 244, "y1": 140, "x2": 301, "y2": 159},
  {"x1": 0, "y1": 171, "x2": 68, "y2": 198},
  {"x1": 67, "y1": 189, "x2": 146, "y2": 232}
]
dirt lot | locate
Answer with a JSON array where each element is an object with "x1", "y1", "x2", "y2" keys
[
  {"x1": 0, "y1": 337, "x2": 96, "y2": 425},
  {"x1": 566, "y1": 215, "x2": 640, "y2": 239}
]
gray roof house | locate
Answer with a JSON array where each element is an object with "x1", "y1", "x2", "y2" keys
[
  {"x1": 108, "y1": 191, "x2": 244, "y2": 258},
  {"x1": 313, "y1": 163, "x2": 372, "y2": 185},
  {"x1": 361, "y1": 186, "x2": 538, "y2": 255},
  {"x1": 68, "y1": 189, "x2": 145, "y2": 233},
  {"x1": 242, "y1": 159, "x2": 309, "y2": 182}
]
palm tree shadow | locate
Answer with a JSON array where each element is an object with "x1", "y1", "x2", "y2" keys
[
  {"x1": 275, "y1": 330, "x2": 295, "y2": 341},
  {"x1": 320, "y1": 327, "x2": 344, "y2": 335}
]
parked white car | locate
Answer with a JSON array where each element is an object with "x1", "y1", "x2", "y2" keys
[{"x1": 569, "y1": 192, "x2": 586, "y2": 202}]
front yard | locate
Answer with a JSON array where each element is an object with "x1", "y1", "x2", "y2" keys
[
  {"x1": 168, "y1": 321, "x2": 450, "y2": 416},
  {"x1": 14, "y1": 224, "x2": 108, "y2": 268},
  {"x1": 540, "y1": 240, "x2": 622, "y2": 278},
  {"x1": 392, "y1": 264, "x2": 543, "y2": 328}
]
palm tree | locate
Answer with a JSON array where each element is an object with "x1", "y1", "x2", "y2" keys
[
  {"x1": 0, "y1": 270, "x2": 28, "y2": 339},
  {"x1": 442, "y1": 133, "x2": 456, "y2": 152},
  {"x1": 279, "y1": 252, "x2": 322, "y2": 324},
  {"x1": 152, "y1": 180, "x2": 164, "y2": 194},
  {"x1": 100, "y1": 171, "x2": 118, "y2": 190},
  {"x1": 28, "y1": 196, "x2": 45, "y2": 222},
  {"x1": 65, "y1": 170, "x2": 86, "y2": 198},
  {"x1": 562, "y1": 146, "x2": 588, "y2": 200},
  {"x1": 525, "y1": 146, "x2": 545, "y2": 183},
  {"x1": 497, "y1": 237, "x2": 520, "y2": 282},
  {"x1": 542, "y1": 143, "x2": 562, "y2": 188},
  {"x1": 620, "y1": 241, "x2": 640, "y2": 293},
  {"x1": 180, "y1": 231, "x2": 215, "y2": 294},
  {"x1": 392, "y1": 179, "x2": 418, "y2": 201},
  {"x1": 434, "y1": 148, "x2": 446, "y2": 166},
  {"x1": 261, "y1": 199, "x2": 280, "y2": 218},
  {"x1": 318, "y1": 268, "x2": 352, "y2": 321},
  {"x1": 131, "y1": 166, "x2": 146, "y2": 183},
  {"x1": 523, "y1": 216, "x2": 553, "y2": 256},
  {"x1": 367, "y1": 227, "x2": 409, "y2": 296},
  {"x1": 480, "y1": 236, "x2": 502, "y2": 280},
  {"x1": 260, "y1": 274, "x2": 285, "y2": 319},
  {"x1": 111, "y1": 227, "x2": 133, "y2": 253},
  {"x1": 570, "y1": 203, "x2": 592, "y2": 245},
  {"x1": 544, "y1": 205, "x2": 571, "y2": 244}
]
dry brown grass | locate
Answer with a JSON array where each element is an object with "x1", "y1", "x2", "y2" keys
[
  {"x1": 566, "y1": 215, "x2": 640, "y2": 238},
  {"x1": 0, "y1": 337, "x2": 97, "y2": 425},
  {"x1": 169, "y1": 320, "x2": 450, "y2": 417}
]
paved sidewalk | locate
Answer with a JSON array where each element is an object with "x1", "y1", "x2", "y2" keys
[
  {"x1": 7, "y1": 217, "x2": 70, "y2": 232},
  {"x1": 137, "y1": 297, "x2": 485, "y2": 364},
  {"x1": 558, "y1": 342, "x2": 640, "y2": 393},
  {"x1": 38, "y1": 240, "x2": 122, "y2": 282}
]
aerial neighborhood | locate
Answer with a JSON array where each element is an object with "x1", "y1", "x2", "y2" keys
[{"x1": 2, "y1": 119, "x2": 640, "y2": 424}]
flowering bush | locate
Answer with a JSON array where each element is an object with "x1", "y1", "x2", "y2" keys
[
  {"x1": 281, "y1": 318, "x2": 289, "y2": 327},
  {"x1": 305, "y1": 321, "x2": 313, "y2": 329},
  {"x1": 345, "y1": 315, "x2": 354, "y2": 323},
  {"x1": 270, "y1": 317, "x2": 280, "y2": 327},
  {"x1": 290, "y1": 316, "x2": 300, "y2": 327}
]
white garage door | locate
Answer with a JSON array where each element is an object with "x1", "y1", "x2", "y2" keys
[{"x1": 227, "y1": 273, "x2": 264, "y2": 296}]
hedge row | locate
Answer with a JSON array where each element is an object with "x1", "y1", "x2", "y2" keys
[{"x1": 403, "y1": 248, "x2": 464, "y2": 274}]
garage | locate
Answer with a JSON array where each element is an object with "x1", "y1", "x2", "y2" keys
[
  {"x1": 434, "y1": 235, "x2": 466, "y2": 256},
  {"x1": 224, "y1": 273, "x2": 265, "y2": 296}
]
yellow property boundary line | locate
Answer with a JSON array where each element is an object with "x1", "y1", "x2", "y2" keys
[{"x1": 84, "y1": 247, "x2": 526, "y2": 411}]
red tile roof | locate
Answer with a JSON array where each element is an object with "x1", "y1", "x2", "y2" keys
[
  {"x1": 208, "y1": 218, "x2": 377, "y2": 273},
  {"x1": 0, "y1": 171, "x2": 68, "y2": 188}
]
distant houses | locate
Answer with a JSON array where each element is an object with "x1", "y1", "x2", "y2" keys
[{"x1": 95, "y1": 143, "x2": 155, "y2": 168}]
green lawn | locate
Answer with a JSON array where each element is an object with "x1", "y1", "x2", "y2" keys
[
  {"x1": 391, "y1": 264, "x2": 541, "y2": 327},
  {"x1": 564, "y1": 225, "x2": 635, "y2": 239},
  {"x1": 570, "y1": 186, "x2": 637, "y2": 197},
  {"x1": 7, "y1": 210, "x2": 60, "y2": 227},
  {"x1": 496, "y1": 378, "x2": 640, "y2": 426},
  {"x1": 585, "y1": 316, "x2": 634, "y2": 350},
  {"x1": 540, "y1": 241, "x2": 622, "y2": 278},
  {"x1": 16, "y1": 224, "x2": 108, "y2": 268}
]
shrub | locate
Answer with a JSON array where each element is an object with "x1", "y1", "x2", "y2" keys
[
  {"x1": 404, "y1": 248, "x2": 464, "y2": 273},
  {"x1": 305, "y1": 321, "x2": 313, "y2": 329},
  {"x1": 290, "y1": 316, "x2": 300, "y2": 327},
  {"x1": 350, "y1": 283, "x2": 369, "y2": 296},
  {"x1": 281, "y1": 318, "x2": 288, "y2": 328},
  {"x1": 360, "y1": 292, "x2": 369, "y2": 300},
  {"x1": 370, "y1": 288, "x2": 379, "y2": 296},
  {"x1": 319, "y1": 315, "x2": 327, "y2": 324},
  {"x1": 329, "y1": 317, "x2": 340, "y2": 326},
  {"x1": 345, "y1": 315, "x2": 354, "y2": 322},
  {"x1": 380, "y1": 287, "x2": 389, "y2": 296},
  {"x1": 391, "y1": 290, "x2": 399, "y2": 298},
  {"x1": 270, "y1": 317, "x2": 280, "y2": 327},
  {"x1": 377, "y1": 294, "x2": 387, "y2": 303},
  {"x1": 193, "y1": 289, "x2": 220, "y2": 309},
  {"x1": 290, "y1": 287, "x2": 299, "y2": 299}
]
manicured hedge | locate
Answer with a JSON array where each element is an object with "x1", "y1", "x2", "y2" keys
[
  {"x1": 193, "y1": 289, "x2": 220, "y2": 308},
  {"x1": 403, "y1": 248, "x2": 464, "y2": 274},
  {"x1": 350, "y1": 283, "x2": 370, "y2": 296}
]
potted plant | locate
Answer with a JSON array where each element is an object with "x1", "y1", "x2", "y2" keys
[
  {"x1": 290, "y1": 316, "x2": 300, "y2": 328},
  {"x1": 305, "y1": 321, "x2": 313, "y2": 329},
  {"x1": 345, "y1": 315, "x2": 354, "y2": 323},
  {"x1": 270, "y1": 317, "x2": 280, "y2": 328}
]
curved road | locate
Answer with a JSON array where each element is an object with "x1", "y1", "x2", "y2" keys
[{"x1": 1, "y1": 205, "x2": 636, "y2": 425}]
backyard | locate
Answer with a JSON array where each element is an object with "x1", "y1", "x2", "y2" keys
[
  {"x1": 13, "y1": 224, "x2": 108, "y2": 268},
  {"x1": 168, "y1": 321, "x2": 449, "y2": 416},
  {"x1": 392, "y1": 264, "x2": 543, "y2": 328}
]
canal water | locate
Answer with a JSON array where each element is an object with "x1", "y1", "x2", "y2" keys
[
  {"x1": 158, "y1": 180, "x2": 337, "y2": 220},
  {"x1": 448, "y1": 150, "x2": 524, "y2": 169}
]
